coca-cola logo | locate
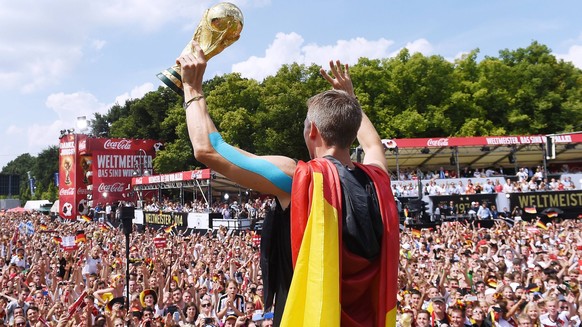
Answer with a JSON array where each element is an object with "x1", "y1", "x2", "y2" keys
[
  {"x1": 103, "y1": 139, "x2": 132, "y2": 150},
  {"x1": 97, "y1": 182, "x2": 125, "y2": 193},
  {"x1": 427, "y1": 138, "x2": 449, "y2": 147},
  {"x1": 79, "y1": 140, "x2": 86, "y2": 151},
  {"x1": 60, "y1": 188, "x2": 75, "y2": 196},
  {"x1": 77, "y1": 188, "x2": 90, "y2": 195}
]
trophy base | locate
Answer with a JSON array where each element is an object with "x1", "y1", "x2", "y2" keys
[{"x1": 157, "y1": 66, "x2": 184, "y2": 97}]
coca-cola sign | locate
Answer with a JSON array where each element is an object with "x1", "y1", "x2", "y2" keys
[
  {"x1": 427, "y1": 138, "x2": 449, "y2": 147},
  {"x1": 97, "y1": 182, "x2": 125, "y2": 193},
  {"x1": 103, "y1": 139, "x2": 132, "y2": 150},
  {"x1": 59, "y1": 188, "x2": 75, "y2": 196},
  {"x1": 77, "y1": 188, "x2": 90, "y2": 195}
]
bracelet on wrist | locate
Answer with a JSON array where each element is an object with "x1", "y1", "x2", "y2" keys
[{"x1": 183, "y1": 95, "x2": 204, "y2": 109}]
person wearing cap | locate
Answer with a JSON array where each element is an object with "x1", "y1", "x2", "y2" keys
[
  {"x1": 262, "y1": 312, "x2": 274, "y2": 327},
  {"x1": 430, "y1": 296, "x2": 449, "y2": 326},
  {"x1": 139, "y1": 288, "x2": 163, "y2": 315}
]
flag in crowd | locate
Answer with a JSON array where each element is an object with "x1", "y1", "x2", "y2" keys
[
  {"x1": 75, "y1": 231, "x2": 87, "y2": 244},
  {"x1": 412, "y1": 229, "x2": 421, "y2": 238},
  {"x1": 79, "y1": 215, "x2": 92, "y2": 222},
  {"x1": 546, "y1": 211, "x2": 559, "y2": 218},
  {"x1": 164, "y1": 223, "x2": 176, "y2": 234},
  {"x1": 527, "y1": 284, "x2": 540, "y2": 293},
  {"x1": 524, "y1": 207, "x2": 537, "y2": 214},
  {"x1": 536, "y1": 221, "x2": 548, "y2": 230}
]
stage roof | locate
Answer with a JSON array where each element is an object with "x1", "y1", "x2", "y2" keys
[{"x1": 373, "y1": 133, "x2": 582, "y2": 173}]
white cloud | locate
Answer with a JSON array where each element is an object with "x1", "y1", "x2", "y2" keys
[
  {"x1": 233, "y1": 33, "x2": 397, "y2": 81},
  {"x1": 111, "y1": 83, "x2": 156, "y2": 107},
  {"x1": 5, "y1": 125, "x2": 24, "y2": 136},
  {"x1": 0, "y1": 0, "x2": 214, "y2": 94},
  {"x1": 45, "y1": 92, "x2": 105, "y2": 122},
  {"x1": 389, "y1": 38, "x2": 434, "y2": 57},
  {"x1": 29, "y1": 82, "x2": 154, "y2": 148},
  {"x1": 91, "y1": 39, "x2": 107, "y2": 51},
  {"x1": 556, "y1": 44, "x2": 582, "y2": 68}
]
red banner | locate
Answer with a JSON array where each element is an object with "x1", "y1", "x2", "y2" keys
[
  {"x1": 59, "y1": 134, "x2": 87, "y2": 219},
  {"x1": 59, "y1": 135, "x2": 161, "y2": 219},
  {"x1": 132, "y1": 169, "x2": 212, "y2": 185},
  {"x1": 390, "y1": 133, "x2": 582, "y2": 148},
  {"x1": 90, "y1": 139, "x2": 159, "y2": 205},
  {"x1": 153, "y1": 237, "x2": 167, "y2": 248}
]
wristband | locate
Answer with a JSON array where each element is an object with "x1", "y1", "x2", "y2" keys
[{"x1": 183, "y1": 95, "x2": 204, "y2": 109}]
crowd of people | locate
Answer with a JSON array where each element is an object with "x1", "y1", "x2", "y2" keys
[
  {"x1": 392, "y1": 166, "x2": 578, "y2": 198},
  {"x1": 0, "y1": 201, "x2": 580, "y2": 327},
  {"x1": 140, "y1": 197, "x2": 277, "y2": 221},
  {"x1": 2, "y1": 202, "x2": 582, "y2": 326},
  {"x1": 394, "y1": 164, "x2": 580, "y2": 182},
  {"x1": 397, "y1": 217, "x2": 582, "y2": 327},
  {"x1": 0, "y1": 210, "x2": 275, "y2": 327}
]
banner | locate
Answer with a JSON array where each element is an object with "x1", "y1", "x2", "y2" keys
[
  {"x1": 153, "y1": 236, "x2": 167, "y2": 248},
  {"x1": 58, "y1": 134, "x2": 84, "y2": 219},
  {"x1": 391, "y1": 133, "x2": 582, "y2": 148},
  {"x1": 429, "y1": 193, "x2": 498, "y2": 215},
  {"x1": 508, "y1": 190, "x2": 582, "y2": 220},
  {"x1": 90, "y1": 139, "x2": 159, "y2": 205},
  {"x1": 132, "y1": 169, "x2": 211, "y2": 185},
  {"x1": 143, "y1": 211, "x2": 188, "y2": 232},
  {"x1": 59, "y1": 136, "x2": 160, "y2": 219}
]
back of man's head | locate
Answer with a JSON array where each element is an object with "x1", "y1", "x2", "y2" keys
[{"x1": 307, "y1": 90, "x2": 361, "y2": 149}]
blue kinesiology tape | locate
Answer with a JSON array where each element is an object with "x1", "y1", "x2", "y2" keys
[{"x1": 209, "y1": 132, "x2": 292, "y2": 194}]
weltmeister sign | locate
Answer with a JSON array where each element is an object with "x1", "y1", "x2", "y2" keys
[{"x1": 508, "y1": 190, "x2": 582, "y2": 219}]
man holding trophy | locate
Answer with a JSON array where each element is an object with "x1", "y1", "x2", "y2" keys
[{"x1": 172, "y1": 3, "x2": 399, "y2": 326}]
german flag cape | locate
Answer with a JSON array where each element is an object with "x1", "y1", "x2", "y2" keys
[{"x1": 284, "y1": 158, "x2": 398, "y2": 326}]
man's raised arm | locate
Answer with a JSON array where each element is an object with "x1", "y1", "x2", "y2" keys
[
  {"x1": 320, "y1": 60, "x2": 388, "y2": 173},
  {"x1": 178, "y1": 42, "x2": 296, "y2": 206}
]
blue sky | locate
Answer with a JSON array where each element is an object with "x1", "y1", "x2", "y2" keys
[{"x1": 1, "y1": 0, "x2": 581, "y2": 169}]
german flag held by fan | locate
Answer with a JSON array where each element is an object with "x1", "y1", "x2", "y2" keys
[{"x1": 75, "y1": 230, "x2": 87, "y2": 243}]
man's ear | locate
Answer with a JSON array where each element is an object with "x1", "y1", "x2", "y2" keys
[{"x1": 308, "y1": 121, "x2": 318, "y2": 139}]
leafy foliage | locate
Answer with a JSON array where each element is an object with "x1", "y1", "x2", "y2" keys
[{"x1": 2, "y1": 41, "x2": 581, "y2": 200}]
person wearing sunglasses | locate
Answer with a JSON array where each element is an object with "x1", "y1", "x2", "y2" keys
[{"x1": 197, "y1": 300, "x2": 217, "y2": 325}]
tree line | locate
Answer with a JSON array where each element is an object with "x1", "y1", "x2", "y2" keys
[{"x1": 2, "y1": 41, "x2": 581, "y2": 202}]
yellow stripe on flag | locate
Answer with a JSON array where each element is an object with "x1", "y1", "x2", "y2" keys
[
  {"x1": 386, "y1": 307, "x2": 397, "y2": 327},
  {"x1": 281, "y1": 172, "x2": 341, "y2": 327}
]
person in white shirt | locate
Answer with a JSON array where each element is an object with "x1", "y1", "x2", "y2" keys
[
  {"x1": 9, "y1": 248, "x2": 26, "y2": 269},
  {"x1": 539, "y1": 297, "x2": 569, "y2": 327},
  {"x1": 82, "y1": 245, "x2": 102, "y2": 277}
]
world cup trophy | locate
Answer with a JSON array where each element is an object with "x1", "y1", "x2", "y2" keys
[{"x1": 157, "y1": 2, "x2": 244, "y2": 96}]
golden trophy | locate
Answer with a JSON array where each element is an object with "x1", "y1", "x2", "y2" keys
[{"x1": 157, "y1": 2, "x2": 244, "y2": 96}]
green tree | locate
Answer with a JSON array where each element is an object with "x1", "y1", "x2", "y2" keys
[
  {"x1": 1, "y1": 153, "x2": 35, "y2": 201},
  {"x1": 32, "y1": 146, "x2": 59, "y2": 192},
  {"x1": 254, "y1": 63, "x2": 326, "y2": 160}
]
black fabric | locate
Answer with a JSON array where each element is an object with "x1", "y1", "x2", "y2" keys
[
  {"x1": 260, "y1": 199, "x2": 292, "y2": 327},
  {"x1": 326, "y1": 156, "x2": 383, "y2": 260}
]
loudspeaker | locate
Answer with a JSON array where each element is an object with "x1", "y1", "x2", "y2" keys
[{"x1": 120, "y1": 206, "x2": 135, "y2": 235}]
